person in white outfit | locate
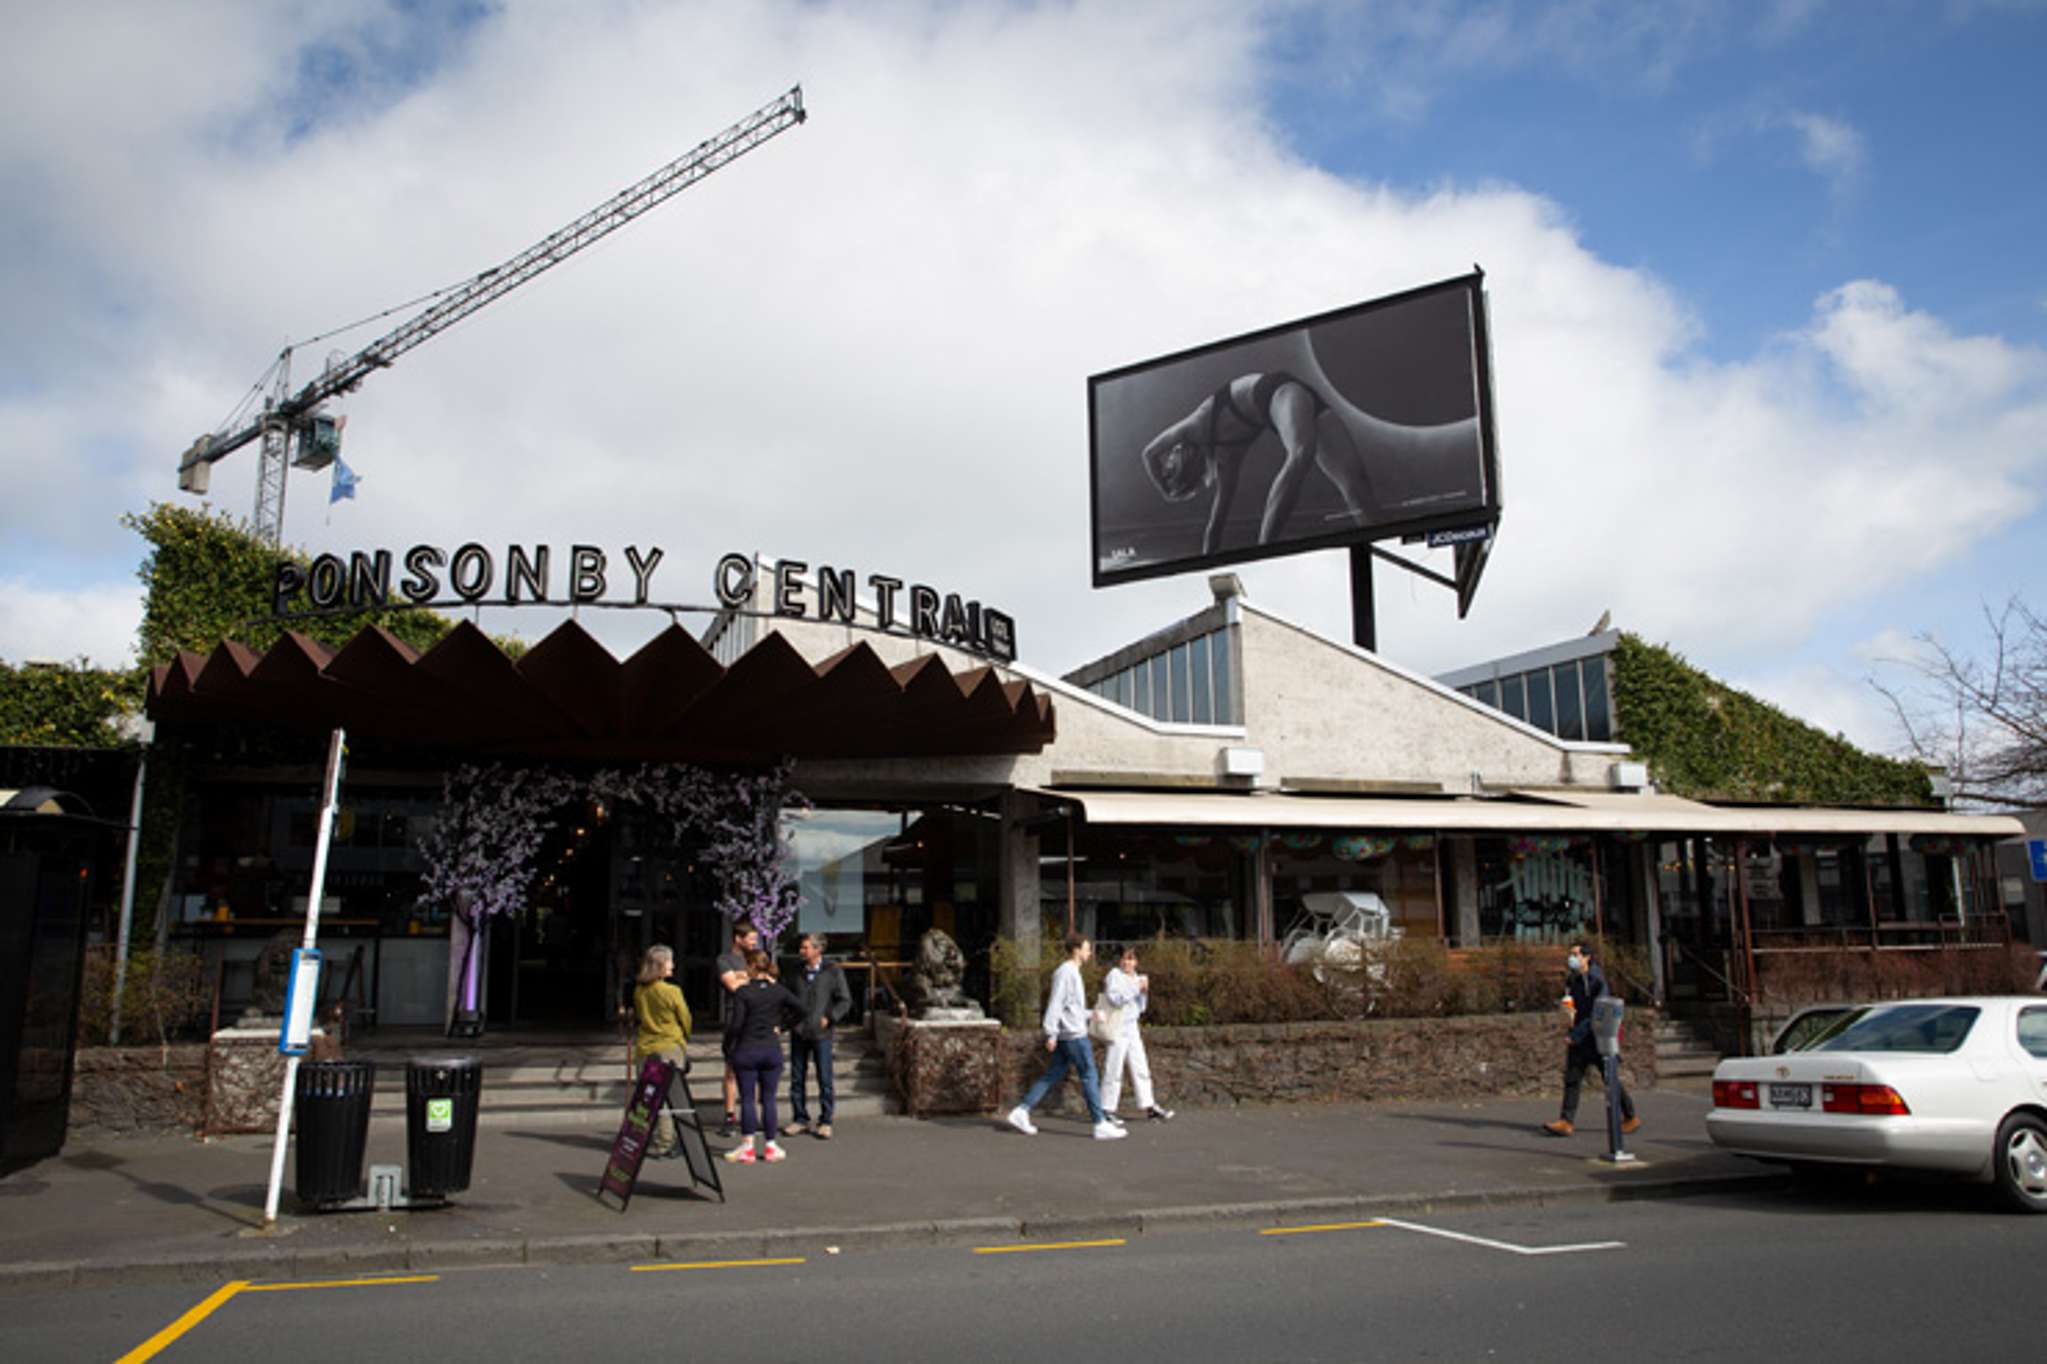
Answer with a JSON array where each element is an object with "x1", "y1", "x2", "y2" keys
[
  {"x1": 1099, "y1": 947, "x2": 1174, "y2": 1123},
  {"x1": 1006, "y1": 933, "x2": 1126, "y2": 1141}
]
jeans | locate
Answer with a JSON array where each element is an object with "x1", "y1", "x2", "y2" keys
[
  {"x1": 1560, "y1": 1043, "x2": 1634, "y2": 1124},
  {"x1": 789, "y1": 1033, "x2": 835, "y2": 1124},
  {"x1": 731, "y1": 1042, "x2": 784, "y2": 1140},
  {"x1": 1018, "y1": 1036, "x2": 1106, "y2": 1123}
]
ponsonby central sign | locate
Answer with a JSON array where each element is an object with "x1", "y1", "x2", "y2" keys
[{"x1": 270, "y1": 545, "x2": 1018, "y2": 662}]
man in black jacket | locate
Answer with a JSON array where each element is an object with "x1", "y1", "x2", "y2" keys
[
  {"x1": 1542, "y1": 940, "x2": 1641, "y2": 1138},
  {"x1": 785, "y1": 933, "x2": 853, "y2": 1139}
]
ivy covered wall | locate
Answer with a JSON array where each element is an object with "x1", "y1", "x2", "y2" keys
[{"x1": 1610, "y1": 633, "x2": 1933, "y2": 807}]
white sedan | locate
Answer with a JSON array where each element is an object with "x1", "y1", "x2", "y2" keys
[{"x1": 1707, "y1": 995, "x2": 2047, "y2": 1213}]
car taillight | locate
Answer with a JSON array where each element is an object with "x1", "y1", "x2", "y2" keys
[
  {"x1": 1713, "y1": 1080, "x2": 1760, "y2": 1109},
  {"x1": 1821, "y1": 1083, "x2": 1910, "y2": 1115}
]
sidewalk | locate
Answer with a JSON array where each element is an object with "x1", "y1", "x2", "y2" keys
[{"x1": 0, "y1": 1087, "x2": 1770, "y2": 1291}]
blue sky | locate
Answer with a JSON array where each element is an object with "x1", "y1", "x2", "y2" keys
[{"x1": 1, "y1": 0, "x2": 2042, "y2": 757}]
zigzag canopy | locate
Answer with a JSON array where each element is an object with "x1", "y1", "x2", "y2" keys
[{"x1": 146, "y1": 620, "x2": 1055, "y2": 763}]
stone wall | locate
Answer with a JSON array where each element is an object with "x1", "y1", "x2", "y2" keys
[
  {"x1": 67, "y1": 1045, "x2": 209, "y2": 1136},
  {"x1": 995, "y1": 1011, "x2": 1660, "y2": 1117}
]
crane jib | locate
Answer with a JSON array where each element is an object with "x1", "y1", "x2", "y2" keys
[{"x1": 177, "y1": 86, "x2": 806, "y2": 544}]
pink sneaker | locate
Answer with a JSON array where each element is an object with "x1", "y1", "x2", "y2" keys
[
  {"x1": 722, "y1": 1142, "x2": 756, "y2": 1164},
  {"x1": 763, "y1": 1141, "x2": 787, "y2": 1163}
]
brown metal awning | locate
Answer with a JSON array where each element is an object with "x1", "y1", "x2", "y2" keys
[{"x1": 146, "y1": 620, "x2": 1055, "y2": 763}]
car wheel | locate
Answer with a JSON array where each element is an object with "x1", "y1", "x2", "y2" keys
[{"x1": 1993, "y1": 1112, "x2": 2047, "y2": 1214}]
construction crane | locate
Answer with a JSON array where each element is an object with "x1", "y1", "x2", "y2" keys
[{"x1": 179, "y1": 85, "x2": 806, "y2": 546}]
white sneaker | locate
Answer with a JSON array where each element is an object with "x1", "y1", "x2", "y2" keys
[
  {"x1": 1006, "y1": 1105, "x2": 1038, "y2": 1136},
  {"x1": 1092, "y1": 1120, "x2": 1127, "y2": 1141},
  {"x1": 1104, "y1": 1113, "x2": 1127, "y2": 1127}
]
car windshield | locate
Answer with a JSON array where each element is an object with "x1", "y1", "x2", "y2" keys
[{"x1": 1813, "y1": 1003, "x2": 1980, "y2": 1054}]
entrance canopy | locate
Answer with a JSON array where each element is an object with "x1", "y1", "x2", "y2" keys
[
  {"x1": 1053, "y1": 789, "x2": 2023, "y2": 838},
  {"x1": 147, "y1": 619, "x2": 1055, "y2": 763}
]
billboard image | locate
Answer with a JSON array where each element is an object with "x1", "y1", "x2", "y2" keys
[{"x1": 1088, "y1": 272, "x2": 1499, "y2": 589}]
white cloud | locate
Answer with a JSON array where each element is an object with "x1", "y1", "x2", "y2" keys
[
  {"x1": 1768, "y1": 108, "x2": 1867, "y2": 199},
  {"x1": 0, "y1": 579, "x2": 143, "y2": 669},
  {"x1": 2, "y1": 0, "x2": 2044, "y2": 712},
  {"x1": 1729, "y1": 660, "x2": 1904, "y2": 754}
]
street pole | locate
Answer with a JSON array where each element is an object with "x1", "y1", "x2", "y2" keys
[
  {"x1": 108, "y1": 721, "x2": 154, "y2": 1045},
  {"x1": 263, "y1": 727, "x2": 346, "y2": 1227}
]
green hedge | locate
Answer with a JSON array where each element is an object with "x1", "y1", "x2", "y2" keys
[
  {"x1": 0, "y1": 661, "x2": 140, "y2": 746},
  {"x1": 1610, "y1": 634, "x2": 1932, "y2": 806}
]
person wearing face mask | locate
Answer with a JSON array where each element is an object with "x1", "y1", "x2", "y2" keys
[{"x1": 1541, "y1": 940, "x2": 1641, "y2": 1139}]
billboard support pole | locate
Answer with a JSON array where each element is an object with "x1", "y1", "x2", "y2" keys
[{"x1": 1349, "y1": 545, "x2": 1376, "y2": 653}]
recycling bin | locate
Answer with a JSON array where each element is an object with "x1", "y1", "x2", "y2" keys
[
  {"x1": 294, "y1": 1060, "x2": 376, "y2": 1206},
  {"x1": 405, "y1": 1054, "x2": 482, "y2": 1198}
]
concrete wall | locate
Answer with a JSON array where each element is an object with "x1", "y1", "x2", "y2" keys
[{"x1": 770, "y1": 581, "x2": 1631, "y2": 803}]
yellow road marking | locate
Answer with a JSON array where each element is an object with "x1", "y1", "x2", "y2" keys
[
  {"x1": 972, "y1": 1239, "x2": 1127, "y2": 1255},
  {"x1": 117, "y1": 1281, "x2": 249, "y2": 1364},
  {"x1": 631, "y1": 1257, "x2": 807, "y2": 1273},
  {"x1": 245, "y1": 1274, "x2": 441, "y2": 1292},
  {"x1": 1259, "y1": 1220, "x2": 1387, "y2": 1236}
]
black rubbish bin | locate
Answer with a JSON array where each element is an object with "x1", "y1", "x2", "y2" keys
[
  {"x1": 294, "y1": 1060, "x2": 376, "y2": 1206},
  {"x1": 406, "y1": 1054, "x2": 481, "y2": 1198}
]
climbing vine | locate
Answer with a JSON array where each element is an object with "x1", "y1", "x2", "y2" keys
[{"x1": 1610, "y1": 634, "x2": 1933, "y2": 806}]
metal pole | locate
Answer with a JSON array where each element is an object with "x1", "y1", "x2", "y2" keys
[
  {"x1": 264, "y1": 728, "x2": 346, "y2": 1227},
  {"x1": 108, "y1": 725, "x2": 154, "y2": 1045},
  {"x1": 1349, "y1": 545, "x2": 1376, "y2": 652},
  {"x1": 1065, "y1": 808, "x2": 1077, "y2": 936}
]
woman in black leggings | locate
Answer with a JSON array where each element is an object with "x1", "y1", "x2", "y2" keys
[{"x1": 722, "y1": 948, "x2": 803, "y2": 1165}]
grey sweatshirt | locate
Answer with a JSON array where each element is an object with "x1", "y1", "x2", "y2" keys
[{"x1": 1042, "y1": 959, "x2": 1088, "y2": 1041}]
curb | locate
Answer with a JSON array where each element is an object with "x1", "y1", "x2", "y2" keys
[{"x1": 0, "y1": 1168, "x2": 1784, "y2": 1293}]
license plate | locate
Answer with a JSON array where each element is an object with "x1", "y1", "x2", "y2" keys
[{"x1": 1769, "y1": 1083, "x2": 1812, "y2": 1109}]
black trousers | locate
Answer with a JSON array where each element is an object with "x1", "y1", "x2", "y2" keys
[{"x1": 1560, "y1": 1044, "x2": 1634, "y2": 1124}]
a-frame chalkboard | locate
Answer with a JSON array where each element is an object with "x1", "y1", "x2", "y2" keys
[{"x1": 597, "y1": 1056, "x2": 724, "y2": 1212}]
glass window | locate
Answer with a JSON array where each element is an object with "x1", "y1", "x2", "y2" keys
[
  {"x1": 1499, "y1": 673, "x2": 1525, "y2": 721},
  {"x1": 1212, "y1": 633, "x2": 1233, "y2": 724},
  {"x1": 1474, "y1": 679, "x2": 1498, "y2": 709},
  {"x1": 1149, "y1": 652, "x2": 1170, "y2": 721},
  {"x1": 1169, "y1": 643, "x2": 1192, "y2": 723},
  {"x1": 1553, "y1": 662, "x2": 1584, "y2": 741},
  {"x1": 1582, "y1": 655, "x2": 1611, "y2": 741},
  {"x1": 1190, "y1": 633, "x2": 1213, "y2": 724},
  {"x1": 1130, "y1": 661, "x2": 1149, "y2": 716},
  {"x1": 1815, "y1": 1003, "x2": 1979, "y2": 1054},
  {"x1": 1526, "y1": 668, "x2": 1555, "y2": 733},
  {"x1": 2019, "y1": 1008, "x2": 2047, "y2": 1060}
]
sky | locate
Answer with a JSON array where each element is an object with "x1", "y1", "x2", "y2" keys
[{"x1": 3, "y1": 0, "x2": 2043, "y2": 757}]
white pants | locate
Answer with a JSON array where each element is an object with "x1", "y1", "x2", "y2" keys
[{"x1": 1100, "y1": 1029, "x2": 1154, "y2": 1113}]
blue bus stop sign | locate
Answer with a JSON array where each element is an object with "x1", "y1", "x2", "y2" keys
[{"x1": 2029, "y1": 839, "x2": 2047, "y2": 882}]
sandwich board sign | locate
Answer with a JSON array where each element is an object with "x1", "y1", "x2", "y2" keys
[{"x1": 597, "y1": 1056, "x2": 722, "y2": 1212}]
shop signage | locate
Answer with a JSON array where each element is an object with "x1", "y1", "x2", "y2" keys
[{"x1": 270, "y1": 544, "x2": 1019, "y2": 663}]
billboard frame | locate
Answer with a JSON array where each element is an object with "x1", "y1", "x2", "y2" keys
[{"x1": 1086, "y1": 269, "x2": 1502, "y2": 602}]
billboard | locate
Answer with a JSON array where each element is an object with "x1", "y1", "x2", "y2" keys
[{"x1": 1088, "y1": 272, "x2": 1500, "y2": 598}]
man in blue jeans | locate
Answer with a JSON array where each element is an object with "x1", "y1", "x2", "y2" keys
[
  {"x1": 785, "y1": 933, "x2": 852, "y2": 1139},
  {"x1": 1007, "y1": 933, "x2": 1126, "y2": 1141}
]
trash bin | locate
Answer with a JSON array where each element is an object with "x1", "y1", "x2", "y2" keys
[
  {"x1": 405, "y1": 1054, "x2": 481, "y2": 1198},
  {"x1": 294, "y1": 1060, "x2": 376, "y2": 1206}
]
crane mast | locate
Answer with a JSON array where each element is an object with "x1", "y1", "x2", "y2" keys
[{"x1": 180, "y1": 85, "x2": 806, "y2": 546}]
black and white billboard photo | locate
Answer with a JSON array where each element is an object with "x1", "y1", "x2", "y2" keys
[{"x1": 1088, "y1": 272, "x2": 1500, "y2": 588}]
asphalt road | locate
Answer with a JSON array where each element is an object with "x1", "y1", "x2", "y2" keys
[{"x1": 12, "y1": 1180, "x2": 2042, "y2": 1363}]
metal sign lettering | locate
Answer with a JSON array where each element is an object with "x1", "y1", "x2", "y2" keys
[{"x1": 269, "y1": 545, "x2": 1019, "y2": 663}]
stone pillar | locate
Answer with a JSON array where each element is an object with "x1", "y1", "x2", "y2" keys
[
  {"x1": 1448, "y1": 836, "x2": 1481, "y2": 946},
  {"x1": 996, "y1": 789, "x2": 1042, "y2": 1024}
]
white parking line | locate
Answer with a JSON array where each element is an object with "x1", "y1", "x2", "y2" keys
[{"x1": 1375, "y1": 1217, "x2": 1625, "y2": 1256}]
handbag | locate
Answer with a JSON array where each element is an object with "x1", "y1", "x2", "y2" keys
[{"x1": 1088, "y1": 998, "x2": 1125, "y2": 1043}]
